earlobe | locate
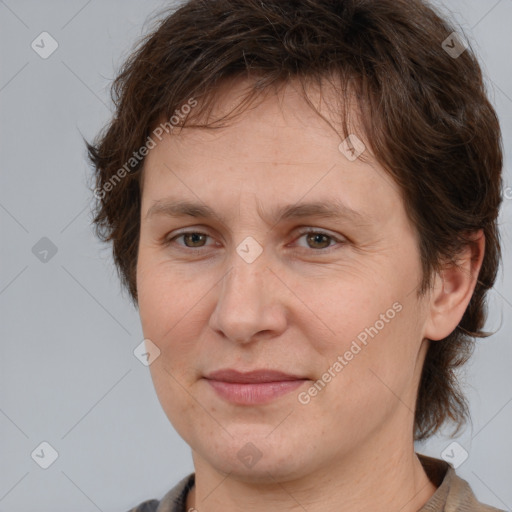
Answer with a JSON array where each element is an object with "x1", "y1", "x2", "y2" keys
[{"x1": 423, "y1": 230, "x2": 485, "y2": 341}]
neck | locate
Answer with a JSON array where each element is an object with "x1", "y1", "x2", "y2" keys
[{"x1": 186, "y1": 437, "x2": 437, "y2": 512}]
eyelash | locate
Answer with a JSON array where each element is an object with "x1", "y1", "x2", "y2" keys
[{"x1": 163, "y1": 228, "x2": 346, "y2": 253}]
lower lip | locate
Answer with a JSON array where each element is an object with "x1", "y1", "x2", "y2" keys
[{"x1": 205, "y1": 379, "x2": 307, "y2": 405}]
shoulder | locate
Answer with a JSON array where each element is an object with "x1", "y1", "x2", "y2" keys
[
  {"x1": 124, "y1": 473, "x2": 195, "y2": 512},
  {"x1": 446, "y1": 471, "x2": 506, "y2": 512},
  {"x1": 417, "y1": 453, "x2": 506, "y2": 512},
  {"x1": 126, "y1": 500, "x2": 160, "y2": 512}
]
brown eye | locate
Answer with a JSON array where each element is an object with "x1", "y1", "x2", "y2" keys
[
  {"x1": 304, "y1": 232, "x2": 332, "y2": 250},
  {"x1": 163, "y1": 231, "x2": 213, "y2": 251},
  {"x1": 293, "y1": 229, "x2": 346, "y2": 252},
  {"x1": 181, "y1": 232, "x2": 208, "y2": 248}
]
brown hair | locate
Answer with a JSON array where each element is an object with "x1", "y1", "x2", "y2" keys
[{"x1": 85, "y1": 0, "x2": 503, "y2": 440}]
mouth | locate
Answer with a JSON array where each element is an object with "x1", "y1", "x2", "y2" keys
[{"x1": 203, "y1": 368, "x2": 309, "y2": 405}]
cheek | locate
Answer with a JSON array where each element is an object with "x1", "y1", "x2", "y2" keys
[
  {"x1": 149, "y1": 357, "x2": 210, "y2": 449},
  {"x1": 137, "y1": 262, "x2": 206, "y2": 415},
  {"x1": 326, "y1": 304, "x2": 422, "y2": 413},
  {"x1": 300, "y1": 317, "x2": 419, "y2": 449},
  {"x1": 137, "y1": 257, "x2": 205, "y2": 339},
  {"x1": 303, "y1": 277, "x2": 402, "y2": 353},
  {"x1": 307, "y1": 281, "x2": 421, "y2": 400},
  {"x1": 141, "y1": 272, "x2": 204, "y2": 436}
]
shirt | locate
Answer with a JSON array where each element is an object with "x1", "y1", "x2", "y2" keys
[{"x1": 127, "y1": 453, "x2": 506, "y2": 512}]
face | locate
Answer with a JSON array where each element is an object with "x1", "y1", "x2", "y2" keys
[{"x1": 136, "y1": 79, "x2": 432, "y2": 482}]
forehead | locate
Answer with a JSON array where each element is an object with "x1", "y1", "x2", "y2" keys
[
  {"x1": 148, "y1": 75, "x2": 367, "y2": 162},
  {"x1": 140, "y1": 76, "x2": 404, "y2": 226}
]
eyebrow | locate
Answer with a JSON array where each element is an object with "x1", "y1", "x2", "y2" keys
[{"x1": 145, "y1": 198, "x2": 371, "y2": 227}]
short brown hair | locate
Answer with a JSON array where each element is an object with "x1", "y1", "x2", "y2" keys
[{"x1": 86, "y1": 0, "x2": 503, "y2": 440}]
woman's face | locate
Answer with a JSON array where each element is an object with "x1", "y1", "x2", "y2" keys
[{"x1": 136, "y1": 79, "x2": 434, "y2": 481}]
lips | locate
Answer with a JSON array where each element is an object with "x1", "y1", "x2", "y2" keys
[
  {"x1": 204, "y1": 368, "x2": 305, "y2": 383},
  {"x1": 203, "y1": 369, "x2": 308, "y2": 405}
]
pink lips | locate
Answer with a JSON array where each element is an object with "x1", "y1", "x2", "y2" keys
[{"x1": 203, "y1": 369, "x2": 308, "y2": 405}]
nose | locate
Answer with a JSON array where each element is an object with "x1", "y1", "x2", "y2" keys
[{"x1": 208, "y1": 250, "x2": 288, "y2": 345}]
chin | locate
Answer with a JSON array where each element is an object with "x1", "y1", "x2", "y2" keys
[{"x1": 194, "y1": 434, "x2": 317, "y2": 483}]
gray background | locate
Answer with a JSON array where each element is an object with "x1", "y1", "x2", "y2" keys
[{"x1": 0, "y1": 0, "x2": 511, "y2": 510}]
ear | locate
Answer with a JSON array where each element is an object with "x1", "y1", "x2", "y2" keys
[{"x1": 423, "y1": 229, "x2": 485, "y2": 341}]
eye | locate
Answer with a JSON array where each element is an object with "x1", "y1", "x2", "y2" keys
[
  {"x1": 164, "y1": 231, "x2": 215, "y2": 250},
  {"x1": 293, "y1": 229, "x2": 346, "y2": 251}
]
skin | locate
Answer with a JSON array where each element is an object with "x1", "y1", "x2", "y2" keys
[{"x1": 136, "y1": 78, "x2": 484, "y2": 512}]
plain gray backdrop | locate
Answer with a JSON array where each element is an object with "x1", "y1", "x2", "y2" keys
[{"x1": 1, "y1": 0, "x2": 511, "y2": 510}]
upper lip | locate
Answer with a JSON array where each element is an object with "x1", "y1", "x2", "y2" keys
[{"x1": 204, "y1": 369, "x2": 306, "y2": 383}]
